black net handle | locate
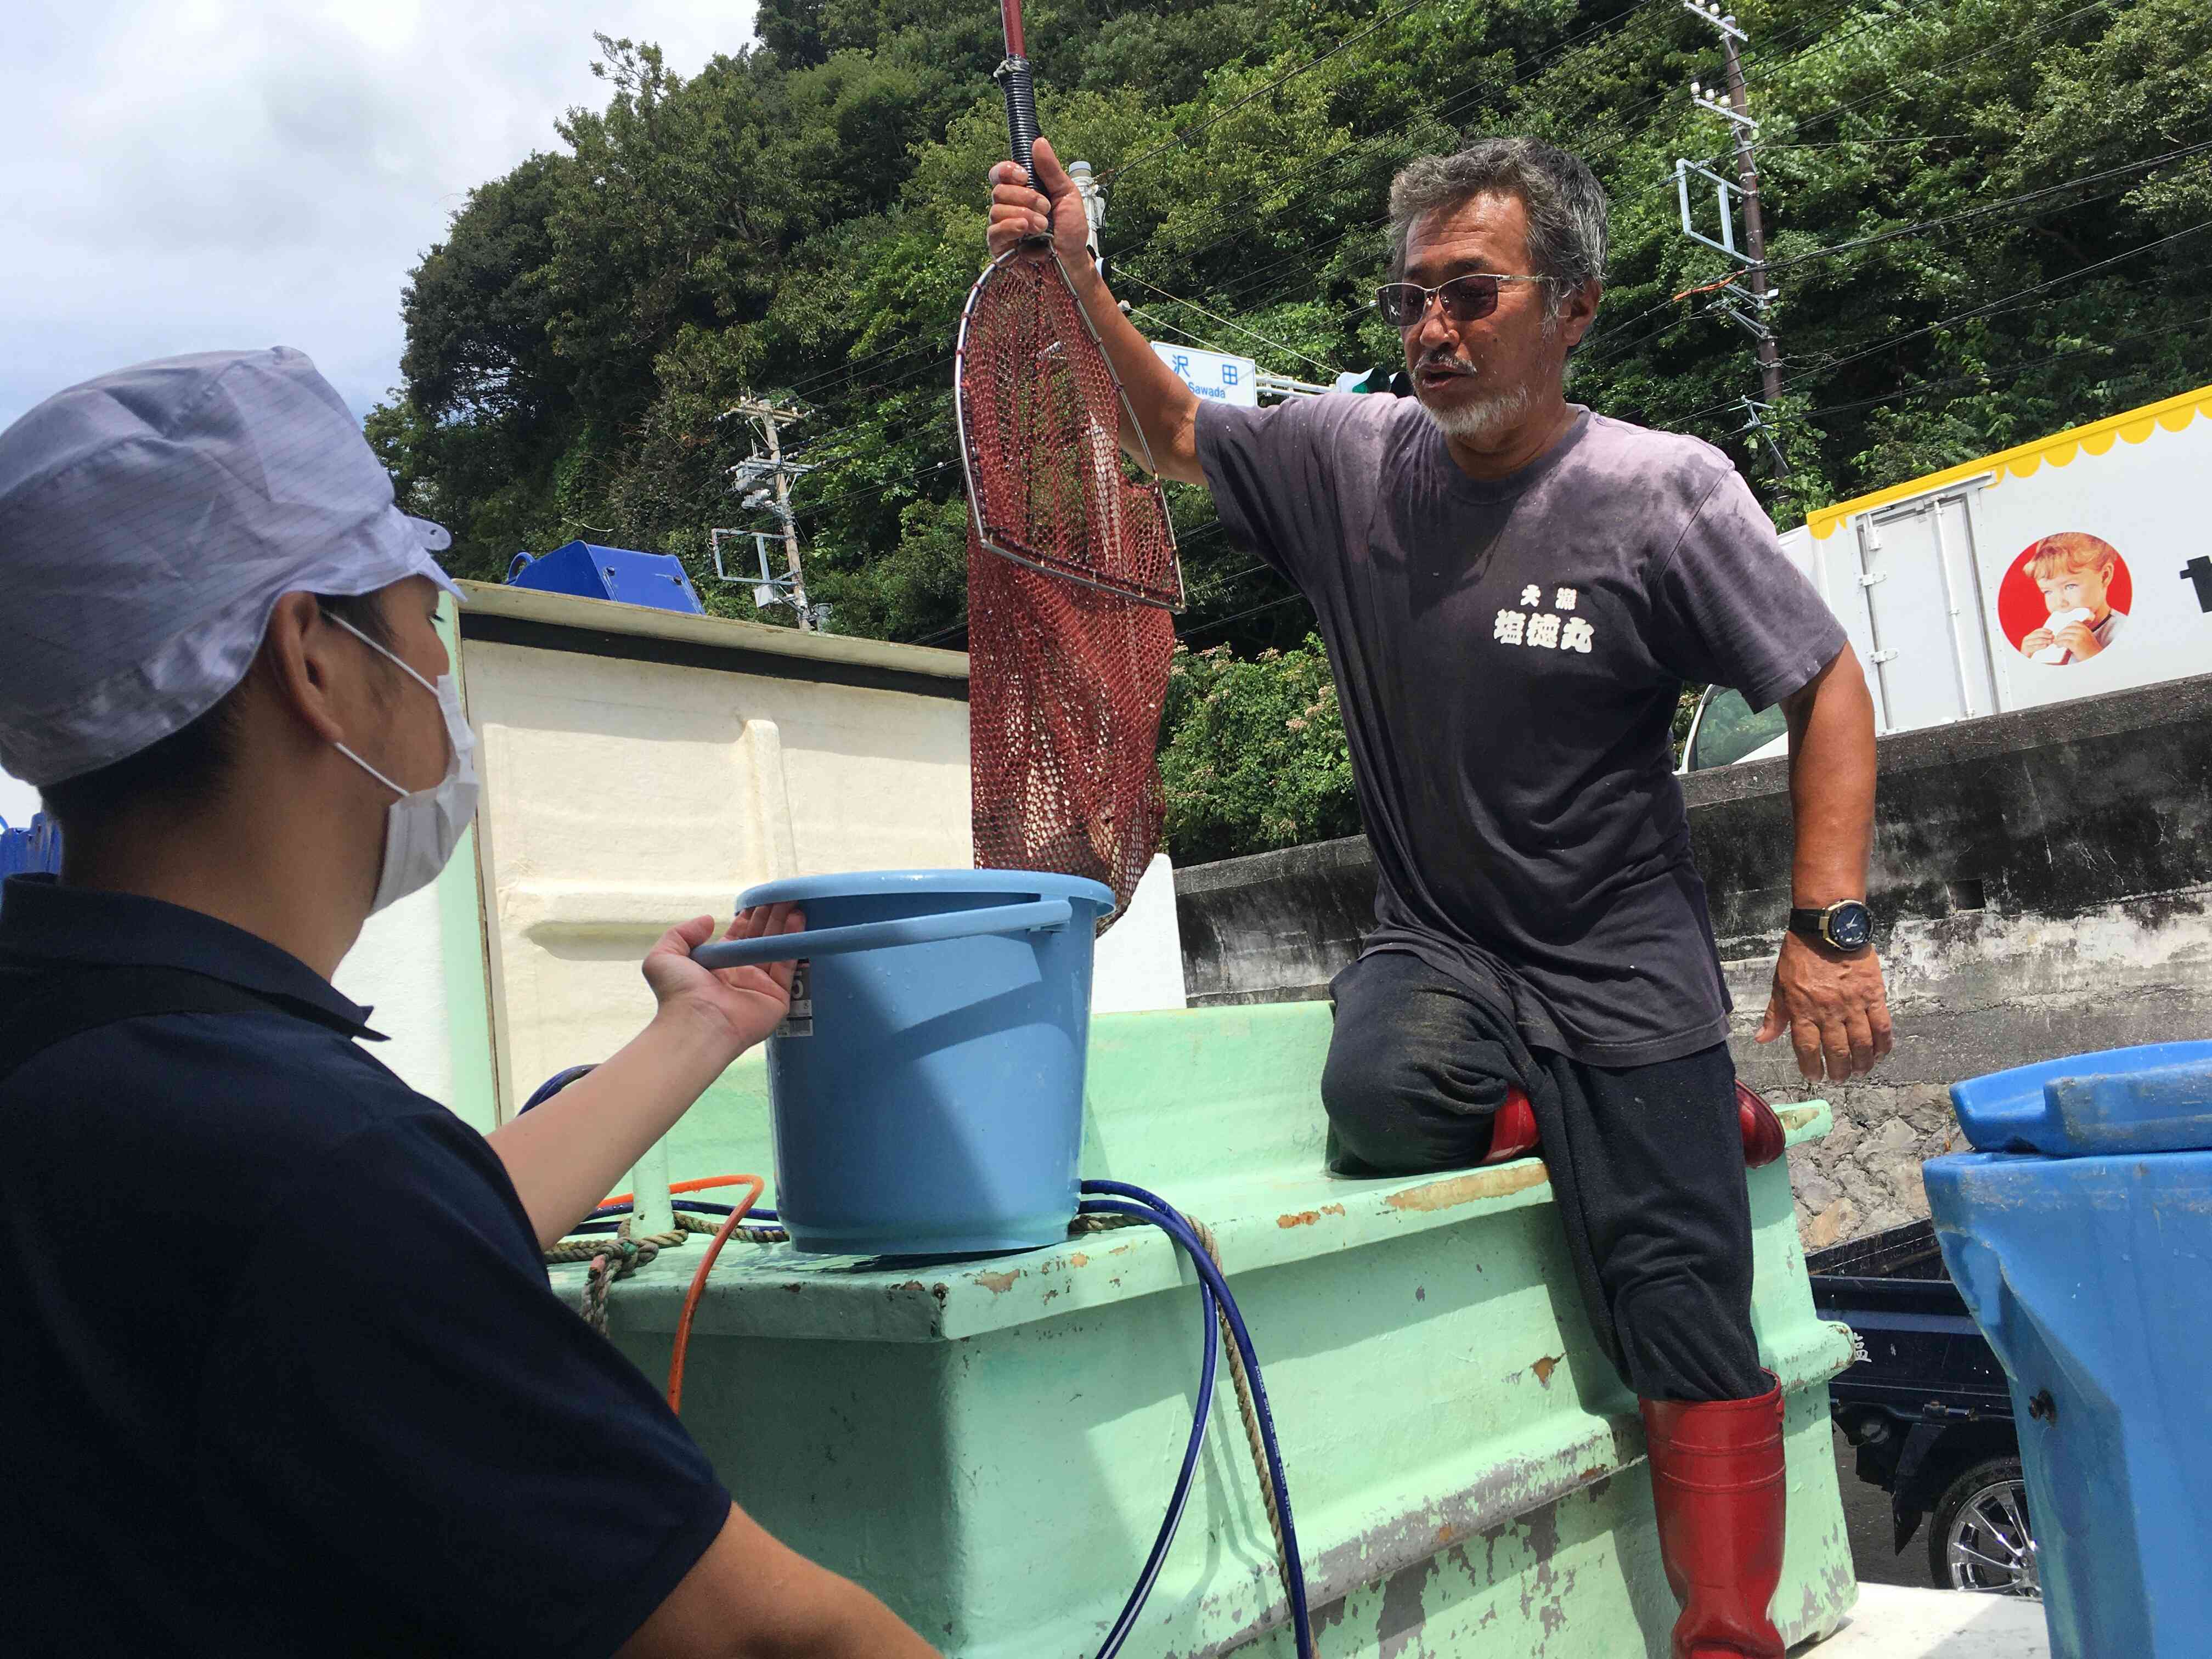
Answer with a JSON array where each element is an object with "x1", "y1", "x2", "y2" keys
[{"x1": 994, "y1": 0, "x2": 1039, "y2": 187}]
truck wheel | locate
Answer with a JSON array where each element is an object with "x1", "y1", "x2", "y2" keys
[{"x1": 1928, "y1": 1457, "x2": 2039, "y2": 1598}]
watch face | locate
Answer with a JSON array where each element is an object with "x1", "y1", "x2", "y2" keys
[{"x1": 1825, "y1": 902, "x2": 1874, "y2": 950}]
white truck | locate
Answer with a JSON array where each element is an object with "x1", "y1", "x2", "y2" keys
[{"x1": 1681, "y1": 381, "x2": 2212, "y2": 769}]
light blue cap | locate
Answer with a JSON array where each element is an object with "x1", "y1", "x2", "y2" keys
[{"x1": 0, "y1": 347, "x2": 462, "y2": 786}]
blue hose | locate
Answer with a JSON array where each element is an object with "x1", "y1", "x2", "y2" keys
[
  {"x1": 1082, "y1": 1181, "x2": 1316, "y2": 1658},
  {"x1": 529, "y1": 1067, "x2": 1304, "y2": 1657},
  {"x1": 1076, "y1": 1183, "x2": 1221, "y2": 1659},
  {"x1": 589, "y1": 1198, "x2": 776, "y2": 1222}
]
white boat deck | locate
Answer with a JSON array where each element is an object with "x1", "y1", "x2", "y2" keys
[{"x1": 1799, "y1": 1583, "x2": 2049, "y2": 1657}]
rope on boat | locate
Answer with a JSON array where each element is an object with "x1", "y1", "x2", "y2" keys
[{"x1": 1190, "y1": 1216, "x2": 1296, "y2": 1623}]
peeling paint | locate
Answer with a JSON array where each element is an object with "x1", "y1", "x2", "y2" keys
[
  {"x1": 1384, "y1": 1164, "x2": 1548, "y2": 1211},
  {"x1": 1278, "y1": 1210, "x2": 1323, "y2": 1228},
  {"x1": 1310, "y1": 1593, "x2": 1352, "y2": 1638},
  {"x1": 1531, "y1": 1354, "x2": 1562, "y2": 1387},
  {"x1": 1375, "y1": 1554, "x2": 1437, "y2": 1657},
  {"x1": 1068, "y1": 1252, "x2": 1088, "y2": 1268},
  {"x1": 974, "y1": 1269, "x2": 1021, "y2": 1294}
]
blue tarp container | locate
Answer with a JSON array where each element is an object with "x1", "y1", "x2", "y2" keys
[
  {"x1": 506, "y1": 541, "x2": 706, "y2": 614},
  {"x1": 0, "y1": 812, "x2": 64, "y2": 911},
  {"x1": 1925, "y1": 1040, "x2": 2212, "y2": 1658}
]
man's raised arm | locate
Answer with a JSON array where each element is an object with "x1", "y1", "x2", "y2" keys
[{"x1": 987, "y1": 136, "x2": 1205, "y2": 486}]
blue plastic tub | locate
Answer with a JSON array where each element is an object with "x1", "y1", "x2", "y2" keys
[
  {"x1": 1925, "y1": 1041, "x2": 2212, "y2": 1658},
  {"x1": 692, "y1": 870, "x2": 1115, "y2": 1257}
]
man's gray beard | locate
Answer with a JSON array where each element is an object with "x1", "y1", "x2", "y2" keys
[{"x1": 1418, "y1": 376, "x2": 1532, "y2": 443}]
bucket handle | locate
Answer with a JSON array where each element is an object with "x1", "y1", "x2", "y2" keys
[{"x1": 690, "y1": 897, "x2": 1074, "y2": 969}]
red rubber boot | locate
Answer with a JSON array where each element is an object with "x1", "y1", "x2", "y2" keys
[
  {"x1": 1736, "y1": 1079, "x2": 1786, "y2": 1168},
  {"x1": 1639, "y1": 1377, "x2": 1788, "y2": 1659},
  {"x1": 1479, "y1": 1084, "x2": 1540, "y2": 1165}
]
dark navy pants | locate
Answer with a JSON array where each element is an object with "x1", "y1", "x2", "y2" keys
[{"x1": 1321, "y1": 949, "x2": 1767, "y2": 1403}]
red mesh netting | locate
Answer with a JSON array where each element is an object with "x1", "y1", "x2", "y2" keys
[
  {"x1": 966, "y1": 528, "x2": 1173, "y2": 912},
  {"x1": 957, "y1": 246, "x2": 1180, "y2": 915}
]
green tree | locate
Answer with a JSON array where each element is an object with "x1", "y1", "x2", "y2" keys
[
  {"x1": 1159, "y1": 637, "x2": 1361, "y2": 864},
  {"x1": 374, "y1": 0, "x2": 2212, "y2": 853}
]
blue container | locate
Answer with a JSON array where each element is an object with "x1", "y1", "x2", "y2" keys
[
  {"x1": 0, "y1": 812, "x2": 64, "y2": 901},
  {"x1": 506, "y1": 540, "x2": 705, "y2": 614},
  {"x1": 1925, "y1": 1041, "x2": 2212, "y2": 1658},
  {"x1": 691, "y1": 870, "x2": 1116, "y2": 1257}
]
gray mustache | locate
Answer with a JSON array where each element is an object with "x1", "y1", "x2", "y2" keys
[{"x1": 1416, "y1": 353, "x2": 1477, "y2": 376}]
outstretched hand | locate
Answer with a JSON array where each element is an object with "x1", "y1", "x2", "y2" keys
[
  {"x1": 641, "y1": 904, "x2": 806, "y2": 1056},
  {"x1": 1756, "y1": 930, "x2": 1893, "y2": 1082},
  {"x1": 987, "y1": 135, "x2": 1091, "y2": 264}
]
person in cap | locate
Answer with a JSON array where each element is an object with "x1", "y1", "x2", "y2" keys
[{"x1": 0, "y1": 349, "x2": 940, "y2": 1659}]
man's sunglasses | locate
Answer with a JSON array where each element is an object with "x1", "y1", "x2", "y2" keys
[{"x1": 1374, "y1": 272, "x2": 1554, "y2": 330}]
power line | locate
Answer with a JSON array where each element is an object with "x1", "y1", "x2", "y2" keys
[
  {"x1": 1177, "y1": 589, "x2": 1313, "y2": 643},
  {"x1": 1103, "y1": 0, "x2": 1685, "y2": 272},
  {"x1": 1168, "y1": 0, "x2": 2126, "y2": 322},
  {"x1": 1793, "y1": 307, "x2": 2212, "y2": 421},
  {"x1": 1774, "y1": 0, "x2": 2117, "y2": 146},
  {"x1": 783, "y1": 0, "x2": 1937, "y2": 481},
  {"x1": 1675, "y1": 212, "x2": 2212, "y2": 425},
  {"x1": 1101, "y1": 0, "x2": 1446, "y2": 187},
  {"x1": 1118, "y1": 274, "x2": 1340, "y2": 373},
  {"x1": 1585, "y1": 123, "x2": 2212, "y2": 375},
  {"x1": 1764, "y1": 133, "x2": 2212, "y2": 274}
]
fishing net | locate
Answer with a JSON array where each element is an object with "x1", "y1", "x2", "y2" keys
[{"x1": 957, "y1": 243, "x2": 1181, "y2": 915}]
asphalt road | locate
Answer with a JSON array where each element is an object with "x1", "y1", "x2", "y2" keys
[{"x1": 1831, "y1": 1422, "x2": 1927, "y2": 1589}]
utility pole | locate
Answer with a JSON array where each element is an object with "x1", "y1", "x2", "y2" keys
[
  {"x1": 1066, "y1": 159, "x2": 1107, "y2": 281},
  {"x1": 719, "y1": 396, "x2": 821, "y2": 629},
  {"x1": 1680, "y1": 0, "x2": 1788, "y2": 477}
]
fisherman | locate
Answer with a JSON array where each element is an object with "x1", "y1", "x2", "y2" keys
[
  {"x1": 0, "y1": 349, "x2": 939, "y2": 1658},
  {"x1": 990, "y1": 137, "x2": 1889, "y2": 1659}
]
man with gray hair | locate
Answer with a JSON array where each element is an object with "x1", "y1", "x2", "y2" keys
[{"x1": 991, "y1": 134, "x2": 1887, "y2": 1658}]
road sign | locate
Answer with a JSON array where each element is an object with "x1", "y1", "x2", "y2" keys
[{"x1": 1151, "y1": 342, "x2": 1257, "y2": 408}]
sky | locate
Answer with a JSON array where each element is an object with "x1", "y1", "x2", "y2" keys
[
  {"x1": 3, "y1": 0, "x2": 760, "y2": 432},
  {"x1": 2, "y1": 0, "x2": 760, "y2": 817}
]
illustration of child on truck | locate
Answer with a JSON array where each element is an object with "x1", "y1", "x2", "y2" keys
[{"x1": 2018, "y1": 532, "x2": 2130, "y2": 664}]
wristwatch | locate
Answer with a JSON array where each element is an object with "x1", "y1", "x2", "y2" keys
[{"x1": 1789, "y1": 899, "x2": 1874, "y2": 952}]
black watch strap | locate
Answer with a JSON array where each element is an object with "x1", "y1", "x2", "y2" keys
[{"x1": 1789, "y1": 901, "x2": 1871, "y2": 950}]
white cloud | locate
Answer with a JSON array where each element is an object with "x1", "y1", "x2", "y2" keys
[{"x1": 1, "y1": 0, "x2": 759, "y2": 430}]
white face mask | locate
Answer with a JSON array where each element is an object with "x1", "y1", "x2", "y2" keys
[{"x1": 329, "y1": 615, "x2": 480, "y2": 913}]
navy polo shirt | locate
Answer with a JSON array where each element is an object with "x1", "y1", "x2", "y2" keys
[{"x1": 0, "y1": 874, "x2": 731, "y2": 1657}]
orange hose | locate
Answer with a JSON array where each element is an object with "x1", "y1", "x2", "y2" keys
[
  {"x1": 665, "y1": 1173, "x2": 766, "y2": 1415},
  {"x1": 600, "y1": 1173, "x2": 761, "y2": 1209}
]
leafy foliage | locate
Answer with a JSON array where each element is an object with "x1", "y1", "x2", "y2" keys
[
  {"x1": 369, "y1": 0, "x2": 2212, "y2": 854},
  {"x1": 1160, "y1": 638, "x2": 1362, "y2": 864}
]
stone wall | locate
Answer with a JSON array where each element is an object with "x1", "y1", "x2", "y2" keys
[{"x1": 1175, "y1": 672, "x2": 2212, "y2": 1247}]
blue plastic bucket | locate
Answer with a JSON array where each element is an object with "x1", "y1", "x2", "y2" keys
[{"x1": 692, "y1": 869, "x2": 1115, "y2": 1256}]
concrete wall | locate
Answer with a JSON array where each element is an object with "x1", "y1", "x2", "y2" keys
[
  {"x1": 1175, "y1": 671, "x2": 2212, "y2": 1246},
  {"x1": 335, "y1": 584, "x2": 1190, "y2": 1144},
  {"x1": 332, "y1": 597, "x2": 503, "y2": 1131},
  {"x1": 456, "y1": 584, "x2": 976, "y2": 1121}
]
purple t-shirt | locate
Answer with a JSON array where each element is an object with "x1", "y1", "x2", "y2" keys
[{"x1": 1195, "y1": 395, "x2": 1846, "y2": 1065}]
